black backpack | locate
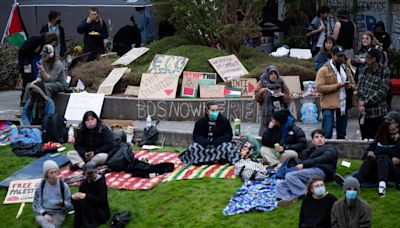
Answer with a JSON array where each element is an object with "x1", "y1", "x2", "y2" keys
[
  {"x1": 42, "y1": 114, "x2": 68, "y2": 143},
  {"x1": 110, "y1": 211, "x2": 132, "y2": 228},
  {"x1": 107, "y1": 142, "x2": 134, "y2": 171}
]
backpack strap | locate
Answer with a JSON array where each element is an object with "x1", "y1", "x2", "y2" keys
[{"x1": 41, "y1": 178, "x2": 65, "y2": 203}]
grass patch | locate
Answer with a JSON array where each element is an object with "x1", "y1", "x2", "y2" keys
[{"x1": 1, "y1": 145, "x2": 398, "y2": 227}]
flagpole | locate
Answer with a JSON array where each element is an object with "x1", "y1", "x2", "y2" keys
[{"x1": 1, "y1": 0, "x2": 18, "y2": 45}]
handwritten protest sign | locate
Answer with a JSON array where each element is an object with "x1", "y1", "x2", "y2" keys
[
  {"x1": 124, "y1": 86, "x2": 140, "y2": 97},
  {"x1": 208, "y1": 54, "x2": 249, "y2": 82},
  {"x1": 281, "y1": 75, "x2": 301, "y2": 93},
  {"x1": 112, "y1": 47, "x2": 149, "y2": 66},
  {"x1": 3, "y1": 179, "x2": 41, "y2": 204},
  {"x1": 138, "y1": 73, "x2": 179, "y2": 99},
  {"x1": 198, "y1": 72, "x2": 217, "y2": 85},
  {"x1": 147, "y1": 54, "x2": 189, "y2": 77},
  {"x1": 231, "y1": 78, "x2": 257, "y2": 97},
  {"x1": 65, "y1": 92, "x2": 105, "y2": 122},
  {"x1": 97, "y1": 67, "x2": 129, "y2": 95},
  {"x1": 200, "y1": 85, "x2": 225, "y2": 98},
  {"x1": 181, "y1": 71, "x2": 201, "y2": 98}
]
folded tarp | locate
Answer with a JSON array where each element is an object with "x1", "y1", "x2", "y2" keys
[{"x1": 0, "y1": 153, "x2": 69, "y2": 187}]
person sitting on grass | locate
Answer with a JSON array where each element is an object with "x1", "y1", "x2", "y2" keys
[
  {"x1": 331, "y1": 176, "x2": 371, "y2": 228},
  {"x1": 179, "y1": 101, "x2": 240, "y2": 165},
  {"x1": 33, "y1": 160, "x2": 72, "y2": 228},
  {"x1": 299, "y1": 176, "x2": 337, "y2": 228},
  {"x1": 357, "y1": 121, "x2": 400, "y2": 197},
  {"x1": 276, "y1": 129, "x2": 338, "y2": 207},
  {"x1": 67, "y1": 111, "x2": 114, "y2": 170},
  {"x1": 260, "y1": 110, "x2": 307, "y2": 168},
  {"x1": 71, "y1": 164, "x2": 110, "y2": 227},
  {"x1": 21, "y1": 82, "x2": 55, "y2": 126}
]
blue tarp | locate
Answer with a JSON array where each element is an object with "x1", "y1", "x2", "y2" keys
[
  {"x1": 0, "y1": 153, "x2": 69, "y2": 187},
  {"x1": 17, "y1": 0, "x2": 152, "y2": 7}
]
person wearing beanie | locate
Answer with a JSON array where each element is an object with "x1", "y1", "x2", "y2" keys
[
  {"x1": 276, "y1": 129, "x2": 337, "y2": 207},
  {"x1": 254, "y1": 65, "x2": 291, "y2": 136},
  {"x1": 33, "y1": 160, "x2": 72, "y2": 228},
  {"x1": 72, "y1": 163, "x2": 110, "y2": 227},
  {"x1": 331, "y1": 176, "x2": 371, "y2": 228},
  {"x1": 316, "y1": 45, "x2": 356, "y2": 139},
  {"x1": 260, "y1": 110, "x2": 307, "y2": 167},
  {"x1": 21, "y1": 81, "x2": 55, "y2": 125}
]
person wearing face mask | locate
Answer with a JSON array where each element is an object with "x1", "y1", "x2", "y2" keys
[
  {"x1": 316, "y1": 45, "x2": 356, "y2": 139},
  {"x1": 299, "y1": 176, "x2": 337, "y2": 228},
  {"x1": 40, "y1": 11, "x2": 66, "y2": 57},
  {"x1": 331, "y1": 176, "x2": 371, "y2": 228},
  {"x1": 67, "y1": 111, "x2": 114, "y2": 170},
  {"x1": 179, "y1": 102, "x2": 240, "y2": 165},
  {"x1": 77, "y1": 7, "x2": 108, "y2": 61},
  {"x1": 71, "y1": 164, "x2": 110, "y2": 228}
]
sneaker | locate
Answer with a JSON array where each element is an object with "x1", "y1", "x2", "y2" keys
[
  {"x1": 277, "y1": 198, "x2": 297, "y2": 207},
  {"x1": 333, "y1": 173, "x2": 345, "y2": 186},
  {"x1": 378, "y1": 186, "x2": 386, "y2": 197}
]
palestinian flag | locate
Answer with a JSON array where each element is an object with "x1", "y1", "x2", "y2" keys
[
  {"x1": 5, "y1": 4, "x2": 28, "y2": 48},
  {"x1": 224, "y1": 86, "x2": 241, "y2": 98}
]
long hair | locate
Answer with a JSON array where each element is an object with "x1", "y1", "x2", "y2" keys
[
  {"x1": 306, "y1": 176, "x2": 325, "y2": 195},
  {"x1": 80, "y1": 111, "x2": 102, "y2": 132},
  {"x1": 27, "y1": 91, "x2": 46, "y2": 121},
  {"x1": 358, "y1": 31, "x2": 377, "y2": 52},
  {"x1": 320, "y1": 36, "x2": 335, "y2": 54},
  {"x1": 376, "y1": 121, "x2": 392, "y2": 145}
]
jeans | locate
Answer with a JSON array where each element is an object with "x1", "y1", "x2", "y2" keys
[{"x1": 322, "y1": 108, "x2": 348, "y2": 139}]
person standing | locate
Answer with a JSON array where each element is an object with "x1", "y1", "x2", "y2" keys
[
  {"x1": 357, "y1": 47, "x2": 391, "y2": 140},
  {"x1": 112, "y1": 16, "x2": 142, "y2": 56},
  {"x1": 332, "y1": 10, "x2": 356, "y2": 61},
  {"x1": 313, "y1": 36, "x2": 335, "y2": 71},
  {"x1": 77, "y1": 7, "x2": 108, "y2": 61},
  {"x1": 33, "y1": 160, "x2": 72, "y2": 228},
  {"x1": 331, "y1": 177, "x2": 372, "y2": 228},
  {"x1": 307, "y1": 6, "x2": 330, "y2": 56},
  {"x1": 40, "y1": 11, "x2": 66, "y2": 58}
]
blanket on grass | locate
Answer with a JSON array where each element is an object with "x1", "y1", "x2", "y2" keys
[
  {"x1": 223, "y1": 177, "x2": 277, "y2": 216},
  {"x1": 59, "y1": 150, "x2": 182, "y2": 190},
  {"x1": 166, "y1": 163, "x2": 236, "y2": 181}
]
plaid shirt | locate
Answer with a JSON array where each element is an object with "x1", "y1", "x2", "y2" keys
[{"x1": 357, "y1": 65, "x2": 390, "y2": 119}]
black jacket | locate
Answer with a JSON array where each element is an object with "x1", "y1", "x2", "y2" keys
[
  {"x1": 40, "y1": 24, "x2": 66, "y2": 57},
  {"x1": 261, "y1": 123, "x2": 307, "y2": 154},
  {"x1": 301, "y1": 144, "x2": 338, "y2": 179},
  {"x1": 18, "y1": 35, "x2": 46, "y2": 73},
  {"x1": 193, "y1": 113, "x2": 232, "y2": 148},
  {"x1": 299, "y1": 193, "x2": 337, "y2": 228},
  {"x1": 74, "y1": 124, "x2": 114, "y2": 157},
  {"x1": 112, "y1": 24, "x2": 141, "y2": 56},
  {"x1": 77, "y1": 18, "x2": 108, "y2": 54}
]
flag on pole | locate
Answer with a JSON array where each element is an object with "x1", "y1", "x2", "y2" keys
[{"x1": 5, "y1": 3, "x2": 28, "y2": 48}]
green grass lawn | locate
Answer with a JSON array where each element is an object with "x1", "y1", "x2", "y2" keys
[{"x1": 0, "y1": 145, "x2": 400, "y2": 227}]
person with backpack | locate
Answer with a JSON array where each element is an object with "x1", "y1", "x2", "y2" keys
[
  {"x1": 33, "y1": 160, "x2": 72, "y2": 228},
  {"x1": 67, "y1": 111, "x2": 114, "y2": 170},
  {"x1": 356, "y1": 47, "x2": 391, "y2": 140},
  {"x1": 21, "y1": 82, "x2": 55, "y2": 126}
]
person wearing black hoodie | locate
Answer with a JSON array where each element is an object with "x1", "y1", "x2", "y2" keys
[
  {"x1": 71, "y1": 164, "x2": 110, "y2": 228},
  {"x1": 179, "y1": 101, "x2": 240, "y2": 165},
  {"x1": 112, "y1": 16, "x2": 141, "y2": 56}
]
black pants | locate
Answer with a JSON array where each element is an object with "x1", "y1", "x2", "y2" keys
[
  {"x1": 73, "y1": 200, "x2": 109, "y2": 228},
  {"x1": 360, "y1": 116, "x2": 384, "y2": 140},
  {"x1": 20, "y1": 72, "x2": 35, "y2": 103},
  {"x1": 357, "y1": 156, "x2": 400, "y2": 183}
]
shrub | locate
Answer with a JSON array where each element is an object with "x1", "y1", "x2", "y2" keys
[{"x1": 0, "y1": 43, "x2": 18, "y2": 90}]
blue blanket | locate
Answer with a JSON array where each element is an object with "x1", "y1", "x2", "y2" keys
[
  {"x1": 223, "y1": 177, "x2": 277, "y2": 215},
  {"x1": 0, "y1": 153, "x2": 69, "y2": 187}
]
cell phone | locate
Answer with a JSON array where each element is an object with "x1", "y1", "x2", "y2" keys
[{"x1": 345, "y1": 81, "x2": 350, "y2": 84}]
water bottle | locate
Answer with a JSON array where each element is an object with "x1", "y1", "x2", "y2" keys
[
  {"x1": 146, "y1": 115, "x2": 152, "y2": 128},
  {"x1": 234, "y1": 118, "x2": 241, "y2": 136},
  {"x1": 68, "y1": 126, "x2": 75, "y2": 144}
]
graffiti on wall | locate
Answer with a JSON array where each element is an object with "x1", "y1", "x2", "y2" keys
[{"x1": 392, "y1": 12, "x2": 400, "y2": 50}]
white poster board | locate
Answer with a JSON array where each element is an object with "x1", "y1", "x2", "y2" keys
[
  {"x1": 64, "y1": 92, "x2": 105, "y2": 122},
  {"x1": 281, "y1": 75, "x2": 302, "y2": 93},
  {"x1": 138, "y1": 73, "x2": 179, "y2": 99},
  {"x1": 97, "y1": 67, "x2": 129, "y2": 95},
  {"x1": 199, "y1": 85, "x2": 225, "y2": 98},
  {"x1": 147, "y1": 54, "x2": 189, "y2": 77},
  {"x1": 112, "y1": 47, "x2": 149, "y2": 66},
  {"x1": 289, "y1": 49, "x2": 312, "y2": 59},
  {"x1": 3, "y1": 179, "x2": 41, "y2": 204},
  {"x1": 124, "y1": 86, "x2": 140, "y2": 97},
  {"x1": 208, "y1": 54, "x2": 249, "y2": 82}
]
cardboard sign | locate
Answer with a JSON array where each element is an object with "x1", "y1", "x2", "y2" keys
[
  {"x1": 199, "y1": 84, "x2": 225, "y2": 98},
  {"x1": 281, "y1": 75, "x2": 301, "y2": 93},
  {"x1": 3, "y1": 179, "x2": 41, "y2": 204},
  {"x1": 181, "y1": 72, "x2": 201, "y2": 98},
  {"x1": 231, "y1": 78, "x2": 257, "y2": 97},
  {"x1": 138, "y1": 73, "x2": 179, "y2": 99},
  {"x1": 65, "y1": 92, "x2": 105, "y2": 121},
  {"x1": 147, "y1": 54, "x2": 189, "y2": 77},
  {"x1": 97, "y1": 67, "x2": 129, "y2": 95},
  {"x1": 198, "y1": 72, "x2": 217, "y2": 85},
  {"x1": 112, "y1": 47, "x2": 149, "y2": 66},
  {"x1": 124, "y1": 86, "x2": 140, "y2": 97},
  {"x1": 208, "y1": 54, "x2": 249, "y2": 82}
]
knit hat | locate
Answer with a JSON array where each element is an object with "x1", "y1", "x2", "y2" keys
[
  {"x1": 384, "y1": 111, "x2": 400, "y2": 124},
  {"x1": 83, "y1": 163, "x2": 96, "y2": 174},
  {"x1": 273, "y1": 110, "x2": 290, "y2": 124},
  {"x1": 343, "y1": 176, "x2": 360, "y2": 192},
  {"x1": 43, "y1": 160, "x2": 59, "y2": 175}
]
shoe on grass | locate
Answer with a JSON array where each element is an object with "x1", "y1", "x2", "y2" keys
[
  {"x1": 277, "y1": 198, "x2": 297, "y2": 207},
  {"x1": 378, "y1": 181, "x2": 386, "y2": 197},
  {"x1": 333, "y1": 173, "x2": 345, "y2": 186}
]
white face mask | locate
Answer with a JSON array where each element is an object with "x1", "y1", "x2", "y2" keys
[{"x1": 313, "y1": 186, "x2": 326, "y2": 197}]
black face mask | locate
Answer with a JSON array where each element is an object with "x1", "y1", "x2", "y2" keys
[{"x1": 56, "y1": 19, "x2": 61, "y2": 25}]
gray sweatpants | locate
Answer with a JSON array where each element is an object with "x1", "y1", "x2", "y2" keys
[
  {"x1": 67, "y1": 150, "x2": 108, "y2": 167},
  {"x1": 35, "y1": 212, "x2": 66, "y2": 228},
  {"x1": 276, "y1": 167, "x2": 325, "y2": 200}
]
